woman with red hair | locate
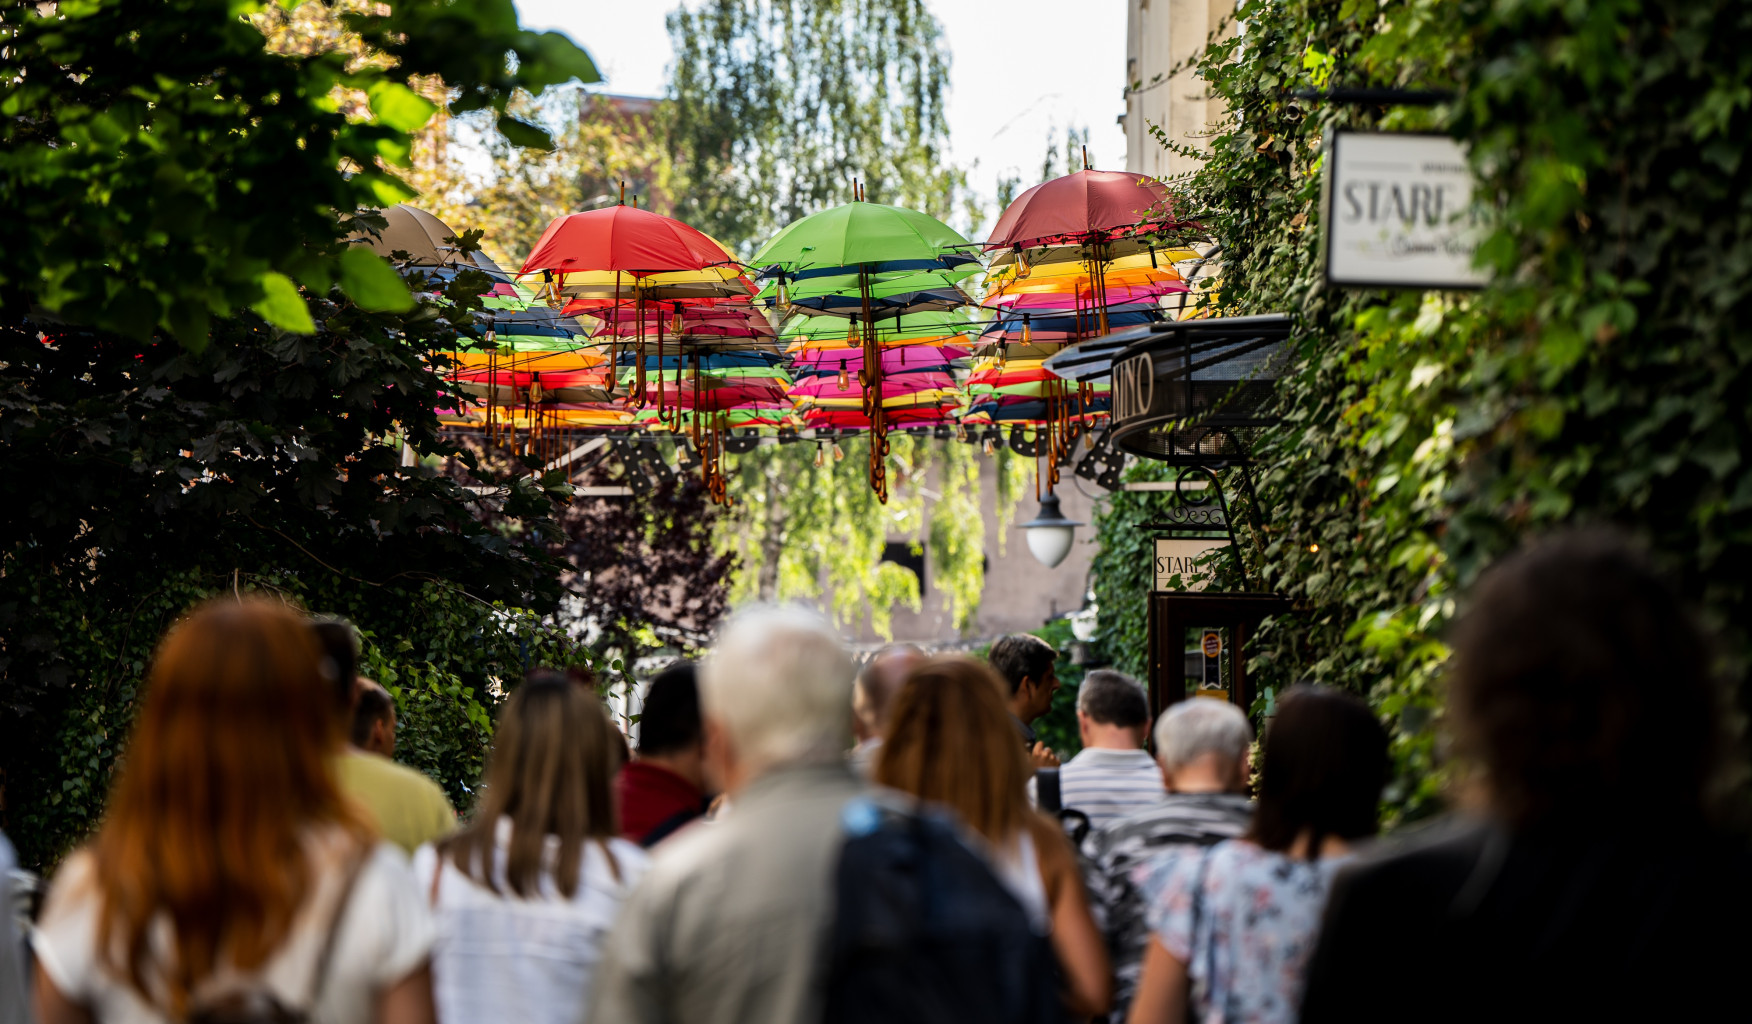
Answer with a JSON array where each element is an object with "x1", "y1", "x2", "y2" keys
[{"x1": 32, "y1": 598, "x2": 436, "y2": 1024}]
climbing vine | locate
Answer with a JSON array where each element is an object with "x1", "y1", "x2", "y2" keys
[{"x1": 1097, "y1": 0, "x2": 1752, "y2": 823}]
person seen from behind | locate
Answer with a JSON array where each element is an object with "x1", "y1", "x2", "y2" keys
[
  {"x1": 1085, "y1": 698, "x2": 1253, "y2": 1023},
  {"x1": 990, "y1": 633, "x2": 1063, "y2": 769},
  {"x1": 1299, "y1": 529, "x2": 1752, "y2": 1023},
  {"x1": 353, "y1": 680, "x2": 397, "y2": 758},
  {"x1": 414, "y1": 669, "x2": 648, "y2": 1024},
  {"x1": 314, "y1": 619, "x2": 456, "y2": 855},
  {"x1": 848, "y1": 644, "x2": 923, "y2": 777},
  {"x1": 615, "y1": 661, "x2": 711, "y2": 847},
  {"x1": 1047, "y1": 670, "x2": 1165, "y2": 832},
  {"x1": 33, "y1": 599, "x2": 436, "y2": 1024},
  {"x1": 588, "y1": 606, "x2": 863, "y2": 1024},
  {"x1": 1128, "y1": 686, "x2": 1386, "y2": 1024},
  {"x1": 877, "y1": 656, "x2": 1112, "y2": 1018}
]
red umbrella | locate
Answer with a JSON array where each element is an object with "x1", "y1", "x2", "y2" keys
[
  {"x1": 520, "y1": 205, "x2": 731, "y2": 276},
  {"x1": 986, "y1": 170, "x2": 1180, "y2": 250}
]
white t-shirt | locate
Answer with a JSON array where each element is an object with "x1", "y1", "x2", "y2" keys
[
  {"x1": 33, "y1": 831, "x2": 433, "y2": 1024},
  {"x1": 412, "y1": 819, "x2": 649, "y2": 1024}
]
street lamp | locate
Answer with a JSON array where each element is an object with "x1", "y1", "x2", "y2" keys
[{"x1": 1021, "y1": 492, "x2": 1083, "y2": 569}]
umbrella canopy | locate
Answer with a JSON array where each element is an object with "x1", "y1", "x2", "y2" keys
[
  {"x1": 753, "y1": 202, "x2": 973, "y2": 271},
  {"x1": 986, "y1": 170, "x2": 1180, "y2": 250},
  {"x1": 520, "y1": 205, "x2": 732, "y2": 276},
  {"x1": 351, "y1": 204, "x2": 471, "y2": 267}
]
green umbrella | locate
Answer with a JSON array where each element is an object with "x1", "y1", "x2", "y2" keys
[{"x1": 752, "y1": 201, "x2": 972, "y2": 270}]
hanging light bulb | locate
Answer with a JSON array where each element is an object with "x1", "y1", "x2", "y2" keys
[
  {"x1": 1016, "y1": 246, "x2": 1030, "y2": 275},
  {"x1": 776, "y1": 275, "x2": 790, "y2": 311},
  {"x1": 832, "y1": 441, "x2": 846, "y2": 462},
  {"x1": 956, "y1": 423, "x2": 968, "y2": 442},
  {"x1": 982, "y1": 436, "x2": 996, "y2": 456},
  {"x1": 483, "y1": 327, "x2": 497, "y2": 348},
  {"x1": 670, "y1": 303, "x2": 684, "y2": 334},
  {"x1": 1021, "y1": 313, "x2": 1032, "y2": 346},
  {"x1": 837, "y1": 360, "x2": 849, "y2": 391},
  {"x1": 814, "y1": 443, "x2": 826, "y2": 468},
  {"x1": 845, "y1": 315, "x2": 859, "y2": 347}
]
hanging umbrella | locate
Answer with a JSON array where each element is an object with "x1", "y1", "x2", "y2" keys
[
  {"x1": 350, "y1": 204, "x2": 472, "y2": 267},
  {"x1": 752, "y1": 196, "x2": 975, "y2": 501},
  {"x1": 520, "y1": 205, "x2": 731, "y2": 276},
  {"x1": 986, "y1": 170, "x2": 1183, "y2": 252}
]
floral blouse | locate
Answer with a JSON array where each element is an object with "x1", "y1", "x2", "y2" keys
[{"x1": 1136, "y1": 839, "x2": 1350, "y2": 1024}]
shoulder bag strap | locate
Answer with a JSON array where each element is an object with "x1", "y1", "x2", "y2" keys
[
  {"x1": 305, "y1": 843, "x2": 372, "y2": 1011},
  {"x1": 1186, "y1": 848, "x2": 1214, "y2": 1024}
]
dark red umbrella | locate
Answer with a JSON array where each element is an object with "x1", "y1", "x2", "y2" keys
[
  {"x1": 985, "y1": 170, "x2": 1180, "y2": 250},
  {"x1": 519, "y1": 205, "x2": 731, "y2": 276}
]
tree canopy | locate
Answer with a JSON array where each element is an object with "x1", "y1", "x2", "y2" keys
[{"x1": 0, "y1": 0, "x2": 599, "y2": 867}]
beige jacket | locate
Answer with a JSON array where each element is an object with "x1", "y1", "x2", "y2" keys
[{"x1": 587, "y1": 761, "x2": 864, "y2": 1024}]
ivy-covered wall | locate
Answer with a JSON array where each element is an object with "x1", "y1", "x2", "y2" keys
[{"x1": 1095, "y1": 0, "x2": 1752, "y2": 824}]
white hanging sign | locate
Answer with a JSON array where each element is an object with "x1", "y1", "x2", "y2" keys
[
  {"x1": 1323, "y1": 131, "x2": 1487, "y2": 290},
  {"x1": 1153, "y1": 537, "x2": 1230, "y2": 592}
]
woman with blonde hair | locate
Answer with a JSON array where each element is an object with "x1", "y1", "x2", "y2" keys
[
  {"x1": 33, "y1": 598, "x2": 436, "y2": 1024},
  {"x1": 413, "y1": 669, "x2": 647, "y2": 1024},
  {"x1": 876, "y1": 656, "x2": 1112, "y2": 1018}
]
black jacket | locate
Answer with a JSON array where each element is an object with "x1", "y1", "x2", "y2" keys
[{"x1": 1300, "y1": 814, "x2": 1752, "y2": 1023}]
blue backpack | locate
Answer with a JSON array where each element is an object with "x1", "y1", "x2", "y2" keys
[{"x1": 823, "y1": 796, "x2": 1068, "y2": 1024}]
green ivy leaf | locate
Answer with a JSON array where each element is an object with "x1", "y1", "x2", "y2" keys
[
  {"x1": 251, "y1": 272, "x2": 317, "y2": 334},
  {"x1": 495, "y1": 114, "x2": 554, "y2": 151},
  {"x1": 367, "y1": 80, "x2": 438, "y2": 134},
  {"x1": 339, "y1": 247, "x2": 415, "y2": 313}
]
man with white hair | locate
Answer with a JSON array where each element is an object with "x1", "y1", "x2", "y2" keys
[
  {"x1": 1083, "y1": 697, "x2": 1254, "y2": 1022},
  {"x1": 588, "y1": 606, "x2": 863, "y2": 1024}
]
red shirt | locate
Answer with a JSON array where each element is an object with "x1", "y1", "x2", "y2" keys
[{"x1": 616, "y1": 760, "x2": 706, "y2": 845}]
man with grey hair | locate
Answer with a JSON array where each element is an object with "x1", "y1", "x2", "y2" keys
[
  {"x1": 1083, "y1": 697, "x2": 1254, "y2": 1022},
  {"x1": 1048, "y1": 669, "x2": 1165, "y2": 831},
  {"x1": 589, "y1": 606, "x2": 863, "y2": 1024}
]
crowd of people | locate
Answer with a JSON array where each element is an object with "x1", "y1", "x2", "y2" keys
[{"x1": 3, "y1": 528, "x2": 1750, "y2": 1023}]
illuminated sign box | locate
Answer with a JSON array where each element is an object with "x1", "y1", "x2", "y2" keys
[{"x1": 1323, "y1": 131, "x2": 1487, "y2": 290}]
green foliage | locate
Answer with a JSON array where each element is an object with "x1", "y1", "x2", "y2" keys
[
  {"x1": 1099, "y1": 0, "x2": 1752, "y2": 824},
  {"x1": 665, "y1": 0, "x2": 965, "y2": 256},
  {"x1": 0, "y1": 0, "x2": 596, "y2": 344},
  {"x1": 0, "y1": 0, "x2": 601, "y2": 867}
]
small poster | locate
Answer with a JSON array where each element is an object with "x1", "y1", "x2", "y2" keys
[
  {"x1": 1323, "y1": 131, "x2": 1487, "y2": 289},
  {"x1": 1154, "y1": 537, "x2": 1230, "y2": 592}
]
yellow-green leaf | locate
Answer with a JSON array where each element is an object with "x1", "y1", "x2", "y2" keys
[
  {"x1": 339, "y1": 247, "x2": 415, "y2": 313},
  {"x1": 367, "y1": 80, "x2": 438, "y2": 134},
  {"x1": 251, "y1": 272, "x2": 316, "y2": 333}
]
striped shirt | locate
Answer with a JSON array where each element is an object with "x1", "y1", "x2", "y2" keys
[
  {"x1": 1083, "y1": 793, "x2": 1254, "y2": 1023},
  {"x1": 1055, "y1": 748, "x2": 1167, "y2": 833}
]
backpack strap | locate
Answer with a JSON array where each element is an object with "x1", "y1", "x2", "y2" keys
[
  {"x1": 305, "y1": 844, "x2": 372, "y2": 1011},
  {"x1": 1035, "y1": 767, "x2": 1062, "y2": 813}
]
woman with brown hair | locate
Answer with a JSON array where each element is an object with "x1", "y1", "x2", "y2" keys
[
  {"x1": 413, "y1": 669, "x2": 647, "y2": 1024},
  {"x1": 875, "y1": 656, "x2": 1112, "y2": 1018},
  {"x1": 33, "y1": 599, "x2": 436, "y2": 1024}
]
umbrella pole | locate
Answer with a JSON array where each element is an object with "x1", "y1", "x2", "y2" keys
[
  {"x1": 610, "y1": 272, "x2": 622, "y2": 398},
  {"x1": 858, "y1": 266, "x2": 887, "y2": 503},
  {"x1": 635, "y1": 294, "x2": 647, "y2": 408},
  {"x1": 656, "y1": 312, "x2": 665, "y2": 416}
]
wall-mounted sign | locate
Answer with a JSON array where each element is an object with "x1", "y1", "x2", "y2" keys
[
  {"x1": 1112, "y1": 351, "x2": 1154, "y2": 425},
  {"x1": 1201, "y1": 630, "x2": 1222, "y2": 660},
  {"x1": 1323, "y1": 131, "x2": 1486, "y2": 290},
  {"x1": 1154, "y1": 537, "x2": 1231, "y2": 592}
]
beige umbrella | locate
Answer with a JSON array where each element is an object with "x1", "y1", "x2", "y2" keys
[{"x1": 351, "y1": 204, "x2": 469, "y2": 268}]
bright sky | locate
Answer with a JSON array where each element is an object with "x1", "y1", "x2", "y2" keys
[{"x1": 510, "y1": 0, "x2": 1130, "y2": 235}]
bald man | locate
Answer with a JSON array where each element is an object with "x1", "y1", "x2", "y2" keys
[{"x1": 849, "y1": 644, "x2": 924, "y2": 777}]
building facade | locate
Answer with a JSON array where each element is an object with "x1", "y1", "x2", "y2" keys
[{"x1": 1121, "y1": 0, "x2": 1237, "y2": 180}]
